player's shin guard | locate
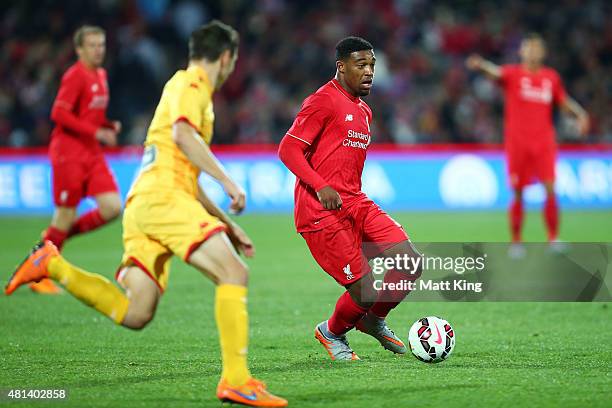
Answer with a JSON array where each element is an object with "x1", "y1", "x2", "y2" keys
[
  {"x1": 68, "y1": 209, "x2": 107, "y2": 238},
  {"x1": 327, "y1": 291, "x2": 368, "y2": 336},
  {"x1": 544, "y1": 194, "x2": 559, "y2": 241},
  {"x1": 47, "y1": 256, "x2": 129, "y2": 324},
  {"x1": 510, "y1": 198, "x2": 524, "y2": 242},
  {"x1": 369, "y1": 269, "x2": 413, "y2": 319},
  {"x1": 215, "y1": 284, "x2": 251, "y2": 386},
  {"x1": 43, "y1": 226, "x2": 68, "y2": 250}
]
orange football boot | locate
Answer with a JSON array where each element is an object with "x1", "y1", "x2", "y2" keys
[
  {"x1": 5, "y1": 241, "x2": 59, "y2": 295},
  {"x1": 217, "y1": 377, "x2": 288, "y2": 407},
  {"x1": 29, "y1": 278, "x2": 62, "y2": 294}
]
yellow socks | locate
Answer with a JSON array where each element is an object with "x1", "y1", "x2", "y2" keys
[
  {"x1": 215, "y1": 284, "x2": 251, "y2": 386},
  {"x1": 48, "y1": 256, "x2": 129, "y2": 324}
]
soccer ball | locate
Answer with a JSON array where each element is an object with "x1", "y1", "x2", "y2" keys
[{"x1": 408, "y1": 316, "x2": 455, "y2": 363}]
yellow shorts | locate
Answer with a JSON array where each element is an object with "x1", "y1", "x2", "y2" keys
[{"x1": 116, "y1": 192, "x2": 227, "y2": 292}]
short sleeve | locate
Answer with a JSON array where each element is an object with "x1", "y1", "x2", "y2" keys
[
  {"x1": 53, "y1": 70, "x2": 83, "y2": 111},
  {"x1": 169, "y1": 80, "x2": 205, "y2": 133},
  {"x1": 552, "y1": 71, "x2": 567, "y2": 105},
  {"x1": 285, "y1": 93, "x2": 333, "y2": 145}
]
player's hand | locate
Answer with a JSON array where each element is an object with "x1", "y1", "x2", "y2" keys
[
  {"x1": 95, "y1": 128, "x2": 118, "y2": 146},
  {"x1": 223, "y1": 180, "x2": 246, "y2": 214},
  {"x1": 465, "y1": 54, "x2": 483, "y2": 71},
  {"x1": 577, "y1": 114, "x2": 589, "y2": 138},
  {"x1": 111, "y1": 121, "x2": 122, "y2": 134},
  {"x1": 317, "y1": 186, "x2": 342, "y2": 210},
  {"x1": 228, "y1": 222, "x2": 255, "y2": 258}
]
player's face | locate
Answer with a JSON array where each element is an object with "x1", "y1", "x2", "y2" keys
[
  {"x1": 216, "y1": 50, "x2": 238, "y2": 89},
  {"x1": 519, "y1": 39, "x2": 546, "y2": 65},
  {"x1": 77, "y1": 33, "x2": 106, "y2": 68},
  {"x1": 339, "y1": 50, "x2": 376, "y2": 97}
]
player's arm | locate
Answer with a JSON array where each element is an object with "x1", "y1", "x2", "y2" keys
[
  {"x1": 465, "y1": 54, "x2": 502, "y2": 80},
  {"x1": 51, "y1": 72, "x2": 117, "y2": 146},
  {"x1": 196, "y1": 185, "x2": 254, "y2": 257},
  {"x1": 278, "y1": 136, "x2": 342, "y2": 210},
  {"x1": 560, "y1": 96, "x2": 589, "y2": 137},
  {"x1": 172, "y1": 121, "x2": 246, "y2": 213},
  {"x1": 278, "y1": 94, "x2": 342, "y2": 210}
]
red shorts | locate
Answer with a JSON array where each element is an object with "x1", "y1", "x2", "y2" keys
[
  {"x1": 51, "y1": 155, "x2": 118, "y2": 207},
  {"x1": 301, "y1": 199, "x2": 409, "y2": 286},
  {"x1": 507, "y1": 145, "x2": 556, "y2": 189}
]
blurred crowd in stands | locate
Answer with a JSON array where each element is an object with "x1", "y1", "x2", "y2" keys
[{"x1": 1, "y1": 0, "x2": 610, "y2": 146}]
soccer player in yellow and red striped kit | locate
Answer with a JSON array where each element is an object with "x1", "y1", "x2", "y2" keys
[{"x1": 6, "y1": 20, "x2": 287, "y2": 407}]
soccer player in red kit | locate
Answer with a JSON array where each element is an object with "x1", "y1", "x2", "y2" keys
[
  {"x1": 278, "y1": 37, "x2": 422, "y2": 360},
  {"x1": 466, "y1": 33, "x2": 588, "y2": 254},
  {"x1": 32, "y1": 26, "x2": 122, "y2": 293}
]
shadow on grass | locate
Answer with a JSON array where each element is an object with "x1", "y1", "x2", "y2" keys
[{"x1": 291, "y1": 383, "x2": 483, "y2": 406}]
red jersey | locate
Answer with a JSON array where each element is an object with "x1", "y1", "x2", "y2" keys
[
  {"x1": 285, "y1": 79, "x2": 373, "y2": 232},
  {"x1": 499, "y1": 64, "x2": 567, "y2": 149},
  {"x1": 49, "y1": 61, "x2": 113, "y2": 159}
]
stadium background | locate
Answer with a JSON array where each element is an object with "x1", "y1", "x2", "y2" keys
[
  {"x1": 1, "y1": 0, "x2": 611, "y2": 215},
  {"x1": 1, "y1": 1, "x2": 611, "y2": 407}
]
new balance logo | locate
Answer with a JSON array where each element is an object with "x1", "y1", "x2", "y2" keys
[
  {"x1": 343, "y1": 264, "x2": 354, "y2": 280},
  {"x1": 345, "y1": 114, "x2": 353, "y2": 122}
]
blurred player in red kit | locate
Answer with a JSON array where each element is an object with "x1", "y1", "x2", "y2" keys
[
  {"x1": 466, "y1": 33, "x2": 588, "y2": 255},
  {"x1": 279, "y1": 37, "x2": 422, "y2": 360},
  {"x1": 33, "y1": 25, "x2": 122, "y2": 293}
]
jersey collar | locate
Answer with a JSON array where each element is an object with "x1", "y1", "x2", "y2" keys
[
  {"x1": 331, "y1": 79, "x2": 360, "y2": 103},
  {"x1": 76, "y1": 60, "x2": 99, "y2": 73},
  {"x1": 187, "y1": 64, "x2": 213, "y2": 94}
]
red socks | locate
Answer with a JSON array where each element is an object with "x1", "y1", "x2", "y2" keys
[
  {"x1": 327, "y1": 291, "x2": 368, "y2": 336},
  {"x1": 510, "y1": 194, "x2": 559, "y2": 242},
  {"x1": 544, "y1": 194, "x2": 559, "y2": 241},
  {"x1": 68, "y1": 209, "x2": 107, "y2": 238},
  {"x1": 370, "y1": 269, "x2": 413, "y2": 319},
  {"x1": 510, "y1": 198, "x2": 524, "y2": 242},
  {"x1": 43, "y1": 226, "x2": 68, "y2": 250},
  {"x1": 43, "y1": 209, "x2": 108, "y2": 251}
]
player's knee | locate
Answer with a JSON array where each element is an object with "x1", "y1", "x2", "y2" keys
[
  {"x1": 99, "y1": 200, "x2": 122, "y2": 221},
  {"x1": 347, "y1": 277, "x2": 377, "y2": 309},
  {"x1": 544, "y1": 184, "x2": 555, "y2": 197},
  {"x1": 124, "y1": 310, "x2": 155, "y2": 330},
  {"x1": 513, "y1": 188, "x2": 523, "y2": 201},
  {"x1": 52, "y1": 207, "x2": 77, "y2": 230},
  {"x1": 217, "y1": 261, "x2": 249, "y2": 286}
]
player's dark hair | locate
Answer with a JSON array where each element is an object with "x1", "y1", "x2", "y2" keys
[
  {"x1": 73, "y1": 25, "x2": 105, "y2": 48},
  {"x1": 189, "y1": 20, "x2": 239, "y2": 61},
  {"x1": 523, "y1": 32, "x2": 545, "y2": 44},
  {"x1": 335, "y1": 36, "x2": 373, "y2": 61}
]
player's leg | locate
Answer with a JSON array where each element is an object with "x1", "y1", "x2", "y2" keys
[
  {"x1": 43, "y1": 160, "x2": 85, "y2": 250},
  {"x1": 510, "y1": 186, "x2": 524, "y2": 243},
  {"x1": 116, "y1": 266, "x2": 161, "y2": 329},
  {"x1": 8, "y1": 197, "x2": 165, "y2": 328},
  {"x1": 507, "y1": 148, "x2": 526, "y2": 244},
  {"x1": 187, "y1": 232, "x2": 250, "y2": 383},
  {"x1": 67, "y1": 158, "x2": 121, "y2": 239},
  {"x1": 540, "y1": 148, "x2": 559, "y2": 242},
  {"x1": 358, "y1": 204, "x2": 419, "y2": 353},
  {"x1": 66, "y1": 192, "x2": 121, "y2": 238},
  {"x1": 186, "y1": 232, "x2": 287, "y2": 406},
  {"x1": 303, "y1": 219, "x2": 372, "y2": 360},
  {"x1": 34, "y1": 161, "x2": 85, "y2": 294},
  {"x1": 6, "y1": 241, "x2": 130, "y2": 325},
  {"x1": 367, "y1": 240, "x2": 421, "y2": 318}
]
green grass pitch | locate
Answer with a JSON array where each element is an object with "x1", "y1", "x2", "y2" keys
[{"x1": 1, "y1": 211, "x2": 611, "y2": 407}]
